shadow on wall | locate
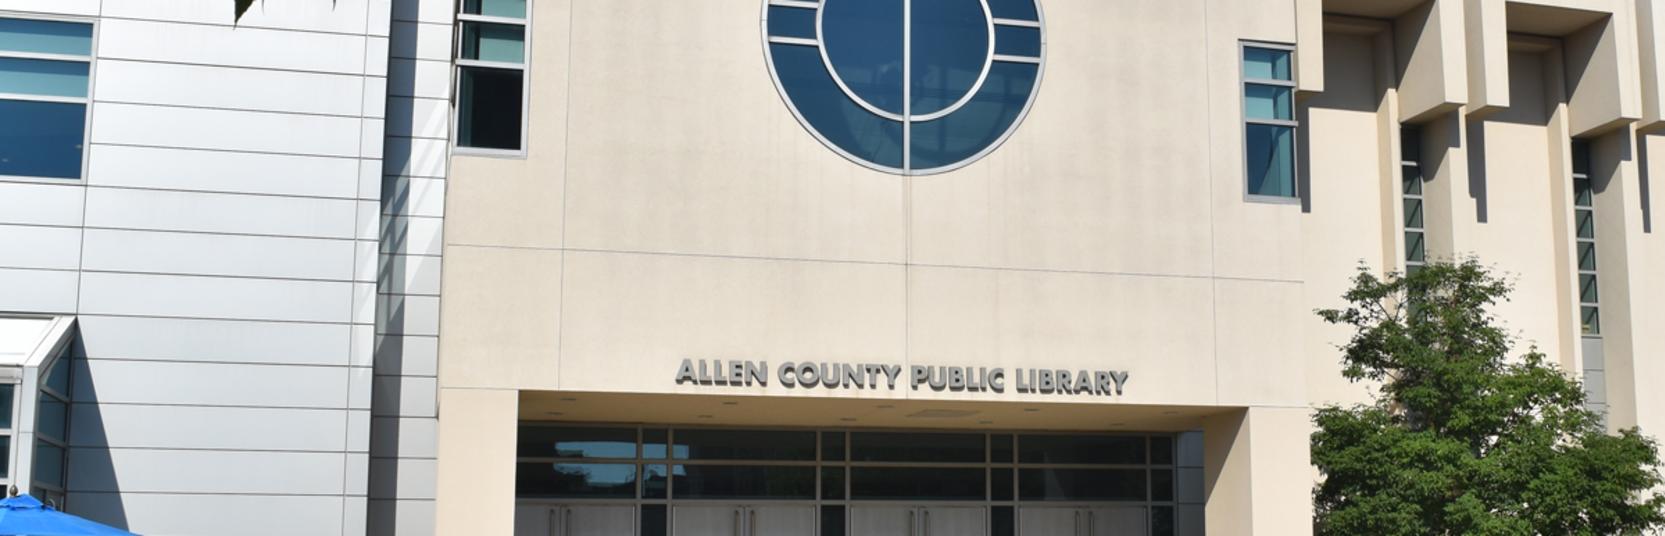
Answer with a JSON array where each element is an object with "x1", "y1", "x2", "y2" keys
[{"x1": 64, "y1": 337, "x2": 130, "y2": 531}]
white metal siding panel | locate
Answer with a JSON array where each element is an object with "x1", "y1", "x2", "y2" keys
[
  {"x1": 67, "y1": 449, "x2": 347, "y2": 494},
  {"x1": 70, "y1": 493, "x2": 347, "y2": 536},
  {"x1": 387, "y1": 58, "x2": 452, "y2": 99},
  {"x1": 96, "y1": 18, "x2": 368, "y2": 75},
  {"x1": 73, "y1": 360, "x2": 349, "y2": 409},
  {"x1": 90, "y1": 103, "x2": 364, "y2": 158},
  {"x1": 70, "y1": 404, "x2": 350, "y2": 452},
  {"x1": 100, "y1": 0, "x2": 373, "y2": 34},
  {"x1": 0, "y1": 183, "x2": 84, "y2": 227},
  {"x1": 87, "y1": 144, "x2": 361, "y2": 199},
  {"x1": 78, "y1": 272, "x2": 353, "y2": 323},
  {"x1": 94, "y1": 60, "x2": 367, "y2": 116},
  {"x1": 81, "y1": 228, "x2": 356, "y2": 281},
  {"x1": 0, "y1": 225, "x2": 82, "y2": 270},
  {"x1": 83, "y1": 187, "x2": 359, "y2": 239},
  {"x1": 77, "y1": 315, "x2": 352, "y2": 366},
  {"x1": 0, "y1": 268, "x2": 78, "y2": 313}
]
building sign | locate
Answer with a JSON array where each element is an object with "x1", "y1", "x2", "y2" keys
[
  {"x1": 675, "y1": 359, "x2": 1129, "y2": 396},
  {"x1": 761, "y1": 0, "x2": 1046, "y2": 175}
]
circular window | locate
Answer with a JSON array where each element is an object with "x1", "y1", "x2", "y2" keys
[{"x1": 763, "y1": 0, "x2": 1045, "y2": 175}]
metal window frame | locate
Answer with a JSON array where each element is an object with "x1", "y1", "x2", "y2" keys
[
  {"x1": 1239, "y1": 41, "x2": 1300, "y2": 203},
  {"x1": 0, "y1": 11, "x2": 98, "y2": 185},
  {"x1": 514, "y1": 423, "x2": 1181, "y2": 536},
  {"x1": 451, "y1": 4, "x2": 533, "y2": 157},
  {"x1": 1573, "y1": 177, "x2": 1600, "y2": 337},
  {"x1": 1401, "y1": 128, "x2": 1427, "y2": 273}
]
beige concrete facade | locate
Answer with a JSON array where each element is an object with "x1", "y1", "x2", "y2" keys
[{"x1": 431, "y1": 0, "x2": 1665, "y2": 534}]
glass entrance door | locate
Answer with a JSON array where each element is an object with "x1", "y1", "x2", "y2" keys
[
  {"x1": 671, "y1": 505, "x2": 813, "y2": 536},
  {"x1": 514, "y1": 503, "x2": 635, "y2": 536}
]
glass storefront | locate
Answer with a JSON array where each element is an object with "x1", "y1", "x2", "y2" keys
[{"x1": 515, "y1": 424, "x2": 1182, "y2": 536}]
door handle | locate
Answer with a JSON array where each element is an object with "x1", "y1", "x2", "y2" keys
[
  {"x1": 1074, "y1": 510, "x2": 1081, "y2": 536},
  {"x1": 909, "y1": 509, "x2": 917, "y2": 536},
  {"x1": 562, "y1": 508, "x2": 572, "y2": 536},
  {"x1": 750, "y1": 508, "x2": 757, "y2": 536},
  {"x1": 733, "y1": 508, "x2": 742, "y2": 536},
  {"x1": 548, "y1": 508, "x2": 558, "y2": 536},
  {"x1": 1088, "y1": 510, "x2": 1095, "y2": 536},
  {"x1": 924, "y1": 510, "x2": 930, "y2": 535}
]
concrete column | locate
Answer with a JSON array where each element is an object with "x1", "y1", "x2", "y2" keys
[
  {"x1": 434, "y1": 388, "x2": 519, "y2": 535},
  {"x1": 1202, "y1": 406, "x2": 1314, "y2": 536}
]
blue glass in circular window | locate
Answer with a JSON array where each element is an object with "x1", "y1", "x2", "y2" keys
[{"x1": 763, "y1": 0, "x2": 1045, "y2": 175}]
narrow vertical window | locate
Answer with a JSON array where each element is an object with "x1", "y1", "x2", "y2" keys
[
  {"x1": 0, "y1": 17, "x2": 94, "y2": 179},
  {"x1": 1401, "y1": 127, "x2": 1426, "y2": 274},
  {"x1": 1242, "y1": 44, "x2": 1298, "y2": 198},
  {"x1": 1572, "y1": 140, "x2": 1600, "y2": 335},
  {"x1": 455, "y1": 0, "x2": 528, "y2": 152}
]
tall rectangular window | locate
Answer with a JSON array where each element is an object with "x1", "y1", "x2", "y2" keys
[
  {"x1": 1242, "y1": 44, "x2": 1298, "y2": 198},
  {"x1": 1572, "y1": 140, "x2": 1600, "y2": 336},
  {"x1": 1401, "y1": 127, "x2": 1426, "y2": 274},
  {"x1": 0, "y1": 17, "x2": 94, "y2": 179},
  {"x1": 455, "y1": 0, "x2": 528, "y2": 152}
]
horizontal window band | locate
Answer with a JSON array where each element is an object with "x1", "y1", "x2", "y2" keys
[
  {"x1": 0, "y1": 57, "x2": 90, "y2": 99},
  {"x1": 992, "y1": 54, "x2": 1040, "y2": 64},
  {"x1": 987, "y1": 0, "x2": 1040, "y2": 21},
  {"x1": 767, "y1": 36, "x2": 819, "y2": 47}
]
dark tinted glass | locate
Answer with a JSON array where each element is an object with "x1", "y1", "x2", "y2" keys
[
  {"x1": 459, "y1": 21, "x2": 524, "y2": 63},
  {"x1": 0, "y1": 436, "x2": 8, "y2": 479},
  {"x1": 44, "y1": 358, "x2": 68, "y2": 397},
  {"x1": 1400, "y1": 127, "x2": 1422, "y2": 161},
  {"x1": 1402, "y1": 168, "x2": 1423, "y2": 193},
  {"x1": 33, "y1": 441, "x2": 63, "y2": 487},
  {"x1": 643, "y1": 464, "x2": 669, "y2": 499},
  {"x1": 1581, "y1": 274, "x2": 1600, "y2": 304},
  {"x1": 1404, "y1": 198, "x2": 1424, "y2": 228},
  {"x1": 987, "y1": 0, "x2": 1039, "y2": 20},
  {"x1": 672, "y1": 465, "x2": 815, "y2": 500},
  {"x1": 1572, "y1": 140, "x2": 1592, "y2": 175},
  {"x1": 641, "y1": 505, "x2": 667, "y2": 536},
  {"x1": 0, "y1": 99, "x2": 84, "y2": 179},
  {"x1": 1246, "y1": 123, "x2": 1296, "y2": 197},
  {"x1": 766, "y1": 6, "x2": 817, "y2": 40},
  {"x1": 457, "y1": 66, "x2": 523, "y2": 150},
  {"x1": 821, "y1": 505, "x2": 846, "y2": 536},
  {"x1": 673, "y1": 429, "x2": 816, "y2": 460},
  {"x1": 910, "y1": 62, "x2": 1036, "y2": 170},
  {"x1": 643, "y1": 429, "x2": 669, "y2": 458},
  {"x1": 1152, "y1": 506, "x2": 1175, "y2": 536},
  {"x1": 0, "y1": 58, "x2": 89, "y2": 98},
  {"x1": 1151, "y1": 469, "x2": 1174, "y2": 502},
  {"x1": 516, "y1": 463, "x2": 636, "y2": 498},
  {"x1": 820, "y1": 0, "x2": 904, "y2": 115},
  {"x1": 993, "y1": 25, "x2": 1041, "y2": 57},
  {"x1": 1018, "y1": 468, "x2": 1146, "y2": 501},
  {"x1": 1149, "y1": 436, "x2": 1174, "y2": 465},
  {"x1": 1579, "y1": 242, "x2": 1598, "y2": 271},
  {"x1": 0, "y1": 18, "x2": 93, "y2": 56},
  {"x1": 990, "y1": 467, "x2": 1013, "y2": 501},
  {"x1": 769, "y1": 43, "x2": 904, "y2": 168},
  {"x1": 1583, "y1": 306, "x2": 1602, "y2": 335},
  {"x1": 462, "y1": 0, "x2": 525, "y2": 18},
  {"x1": 0, "y1": 384, "x2": 13, "y2": 429},
  {"x1": 822, "y1": 466, "x2": 846, "y2": 500},
  {"x1": 851, "y1": 432, "x2": 984, "y2": 463},
  {"x1": 1019, "y1": 435, "x2": 1146, "y2": 464},
  {"x1": 1406, "y1": 231, "x2": 1426, "y2": 263},
  {"x1": 518, "y1": 426, "x2": 636, "y2": 459},
  {"x1": 1243, "y1": 47, "x2": 1291, "y2": 80},
  {"x1": 850, "y1": 467, "x2": 985, "y2": 500},
  {"x1": 1577, "y1": 209, "x2": 1595, "y2": 239},
  {"x1": 822, "y1": 431, "x2": 846, "y2": 461},
  {"x1": 992, "y1": 506, "x2": 1016, "y2": 536},
  {"x1": 35, "y1": 397, "x2": 65, "y2": 441},
  {"x1": 1575, "y1": 179, "x2": 1594, "y2": 206},
  {"x1": 991, "y1": 434, "x2": 1014, "y2": 463},
  {"x1": 910, "y1": 0, "x2": 989, "y2": 116}
]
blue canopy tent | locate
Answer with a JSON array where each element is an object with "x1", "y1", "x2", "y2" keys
[{"x1": 0, "y1": 495, "x2": 137, "y2": 536}]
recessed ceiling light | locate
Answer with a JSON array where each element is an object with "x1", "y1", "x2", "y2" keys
[
  {"x1": 1023, "y1": 408, "x2": 1041, "y2": 413},
  {"x1": 907, "y1": 409, "x2": 979, "y2": 419},
  {"x1": 1108, "y1": 422, "x2": 1126, "y2": 427},
  {"x1": 559, "y1": 397, "x2": 578, "y2": 402},
  {"x1": 876, "y1": 404, "x2": 895, "y2": 409},
  {"x1": 545, "y1": 411, "x2": 564, "y2": 416},
  {"x1": 697, "y1": 414, "x2": 714, "y2": 419},
  {"x1": 840, "y1": 418, "x2": 857, "y2": 422},
  {"x1": 721, "y1": 401, "x2": 739, "y2": 406},
  {"x1": 978, "y1": 420, "x2": 994, "y2": 425},
  {"x1": 1161, "y1": 411, "x2": 1180, "y2": 416}
]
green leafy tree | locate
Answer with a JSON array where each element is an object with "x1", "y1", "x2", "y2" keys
[{"x1": 1313, "y1": 260, "x2": 1665, "y2": 535}]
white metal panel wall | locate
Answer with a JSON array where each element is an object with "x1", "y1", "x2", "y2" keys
[
  {"x1": 367, "y1": 0, "x2": 448, "y2": 534},
  {"x1": 0, "y1": 1, "x2": 395, "y2": 534}
]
